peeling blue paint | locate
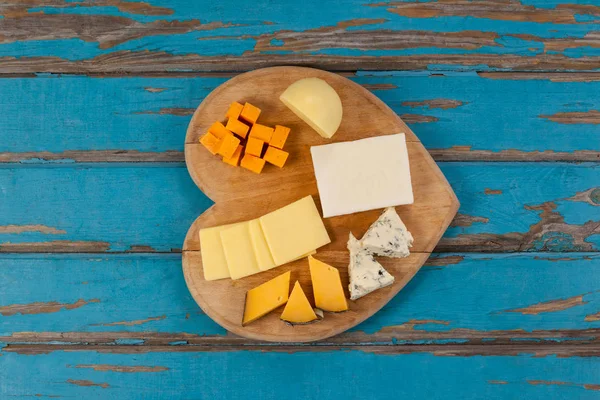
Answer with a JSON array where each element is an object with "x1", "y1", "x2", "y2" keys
[{"x1": 114, "y1": 339, "x2": 145, "y2": 345}]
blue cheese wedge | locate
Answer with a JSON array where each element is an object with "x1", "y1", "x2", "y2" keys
[
  {"x1": 360, "y1": 207, "x2": 413, "y2": 258},
  {"x1": 347, "y1": 233, "x2": 395, "y2": 300}
]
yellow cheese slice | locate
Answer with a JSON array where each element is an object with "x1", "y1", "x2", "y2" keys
[
  {"x1": 280, "y1": 281, "x2": 317, "y2": 324},
  {"x1": 249, "y1": 219, "x2": 276, "y2": 271},
  {"x1": 220, "y1": 222, "x2": 261, "y2": 280},
  {"x1": 243, "y1": 271, "x2": 291, "y2": 325},
  {"x1": 259, "y1": 195, "x2": 331, "y2": 265},
  {"x1": 308, "y1": 255, "x2": 348, "y2": 312},
  {"x1": 199, "y1": 222, "x2": 242, "y2": 281}
]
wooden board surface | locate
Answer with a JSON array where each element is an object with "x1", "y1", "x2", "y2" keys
[
  {"x1": 2, "y1": 73, "x2": 600, "y2": 163},
  {"x1": 1, "y1": 0, "x2": 600, "y2": 74},
  {"x1": 182, "y1": 67, "x2": 458, "y2": 341},
  {"x1": 2, "y1": 0, "x2": 600, "y2": 396}
]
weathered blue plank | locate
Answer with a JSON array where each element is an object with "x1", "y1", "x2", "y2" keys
[
  {"x1": 0, "y1": 164, "x2": 211, "y2": 252},
  {"x1": 0, "y1": 74, "x2": 598, "y2": 158},
  {"x1": 1, "y1": 349, "x2": 599, "y2": 400},
  {"x1": 0, "y1": 0, "x2": 599, "y2": 72},
  {"x1": 0, "y1": 163, "x2": 598, "y2": 252},
  {"x1": 0, "y1": 253, "x2": 598, "y2": 338}
]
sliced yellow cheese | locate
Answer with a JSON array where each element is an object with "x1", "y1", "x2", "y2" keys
[
  {"x1": 220, "y1": 222, "x2": 260, "y2": 280},
  {"x1": 243, "y1": 271, "x2": 291, "y2": 325},
  {"x1": 280, "y1": 281, "x2": 317, "y2": 324},
  {"x1": 308, "y1": 255, "x2": 348, "y2": 312},
  {"x1": 249, "y1": 219, "x2": 276, "y2": 272},
  {"x1": 259, "y1": 195, "x2": 331, "y2": 265},
  {"x1": 199, "y1": 222, "x2": 242, "y2": 281}
]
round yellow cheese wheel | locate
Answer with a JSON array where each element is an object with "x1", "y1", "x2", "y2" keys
[{"x1": 279, "y1": 77, "x2": 343, "y2": 139}]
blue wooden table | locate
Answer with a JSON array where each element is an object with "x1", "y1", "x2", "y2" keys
[{"x1": 1, "y1": 1, "x2": 600, "y2": 398}]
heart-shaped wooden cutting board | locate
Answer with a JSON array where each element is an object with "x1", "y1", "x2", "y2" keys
[{"x1": 182, "y1": 67, "x2": 459, "y2": 342}]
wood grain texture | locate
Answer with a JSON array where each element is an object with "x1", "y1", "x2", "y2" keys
[
  {"x1": 182, "y1": 67, "x2": 458, "y2": 341},
  {"x1": 1, "y1": 253, "x2": 599, "y2": 343},
  {"x1": 0, "y1": 0, "x2": 597, "y2": 394},
  {"x1": 0, "y1": 163, "x2": 598, "y2": 253},
  {"x1": 1, "y1": 348, "x2": 600, "y2": 399},
  {"x1": 0, "y1": 72, "x2": 598, "y2": 162},
  {"x1": 0, "y1": 0, "x2": 599, "y2": 73}
]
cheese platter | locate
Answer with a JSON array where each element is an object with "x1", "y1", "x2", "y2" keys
[{"x1": 182, "y1": 66, "x2": 459, "y2": 342}]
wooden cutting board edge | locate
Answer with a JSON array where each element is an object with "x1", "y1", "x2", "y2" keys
[{"x1": 181, "y1": 66, "x2": 459, "y2": 342}]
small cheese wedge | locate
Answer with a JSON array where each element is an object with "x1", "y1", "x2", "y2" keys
[
  {"x1": 222, "y1": 144, "x2": 243, "y2": 166},
  {"x1": 226, "y1": 118, "x2": 250, "y2": 139},
  {"x1": 347, "y1": 233, "x2": 394, "y2": 300},
  {"x1": 360, "y1": 207, "x2": 413, "y2": 258},
  {"x1": 217, "y1": 133, "x2": 241, "y2": 159},
  {"x1": 199, "y1": 132, "x2": 221, "y2": 155},
  {"x1": 208, "y1": 121, "x2": 231, "y2": 140},
  {"x1": 263, "y1": 146, "x2": 289, "y2": 168},
  {"x1": 249, "y1": 124, "x2": 274, "y2": 142},
  {"x1": 240, "y1": 102, "x2": 261, "y2": 124},
  {"x1": 241, "y1": 154, "x2": 266, "y2": 174},
  {"x1": 249, "y1": 219, "x2": 276, "y2": 272},
  {"x1": 270, "y1": 125, "x2": 290, "y2": 149},
  {"x1": 199, "y1": 222, "x2": 242, "y2": 281},
  {"x1": 308, "y1": 256, "x2": 348, "y2": 312},
  {"x1": 280, "y1": 77, "x2": 342, "y2": 139},
  {"x1": 245, "y1": 137, "x2": 264, "y2": 157},
  {"x1": 226, "y1": 102, "x2": 244, "y2": 120},
  {"x1": 280, "y1": 281, "x2": 317, "y2": 324},
  {"x1": 220, "y1": 222, "x2": 260, "y2": 280},
  {"x1": 260, "y1": 195, "x2": 331, "y2": 266},
  {"x1": 243, "y1": 271, "x2": 291, "y2": 325}
]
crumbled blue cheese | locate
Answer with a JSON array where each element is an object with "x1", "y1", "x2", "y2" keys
[
  {"x1": 360, "y1": 207, "x2": 413, "y2": 258},
  {"x1": 347, "y1": 233, "x2": 395, "y2": 300}
]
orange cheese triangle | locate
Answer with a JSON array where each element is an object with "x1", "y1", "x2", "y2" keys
[
  {"x1": 280, "y1": 281, "x2": 317, "y2": 324},
  {"x1": 242, "y1": 271, "x2": 290, "y2": 326},
  {"x1": 308, "y1": 255, "x2": 348, "y2": 312}
]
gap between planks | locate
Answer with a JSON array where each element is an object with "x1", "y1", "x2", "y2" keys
[
  {"x1": 2, "y1": 342, "x2": 599, "y2": 358},
  {"x1": 2, "y1": 327, "x2": 599, "y2": 347},
  {"x1": 2, "y1": 150, "x2": 599, "y2": 164}
]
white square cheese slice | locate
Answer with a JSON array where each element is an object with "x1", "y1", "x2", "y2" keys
[{"x1": 310, "y1": 133, "x2": 413, "y2": 218}]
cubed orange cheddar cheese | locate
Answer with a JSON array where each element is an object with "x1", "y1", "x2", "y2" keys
[
  {"x1": 208, "y1": 121, "x2": 231, "y2": 139},
  {"x1": 200, "y1": 132, "x2": 221, "y2": 155},
  {"x1": 263, "y1": 146, "x2": 289, "y2": 168},
  {"x1": 241, "y1": 154, "x2": 266, "y2": 174},
  {"x1": 226, "y1": 118, "x2": 250, "y2": 139},
  {"x1": 226, "y1": 102, "x2": 244, "y2": 120},
  {"x1": 249, "y1": 124, "x2": 274, "y2": 142},
  {"x1": 240, "y1": 102, "x2": 261, "y2": 124},
  {"x1": 270, "y1": 125, "x2": 290, "y2": 149},
  {"x1": 222, "y1": 145, "x2": 243, "y2": 166},
  {"x1": 246, "y1": 137, "x2": 264, "y2": 157},
  {"x1": 217, "y1": 133, "x2": 241, "y2": 159}
]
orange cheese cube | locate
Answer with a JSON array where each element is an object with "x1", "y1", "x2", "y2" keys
[
  {"x1": 199, "y1": 132, "x2": 222, "y2": 155},
  {"x1": 240, "y1": 102, "x2": 261, "y2": 124},
  {"x1": 208, "y1": 121, "x2": 231, "y2": 139},
  {"x1": 263, "y1": 146, "x2": 289, "y2": 168},
  {"x1": 270, "y1": 125, "x2": 290, "y2": 149},
  {"x1": 246, "y1": 137, "x2": 264, "y2": 157},
  {"x1": 241, "y1": 154, "x2": 266, "y2": 174},
  {"x1": 226, "y1": 118, "x2": 250, "y2": 139},
  {"x1": 226, "y1": 102, "x2": 244, "y2": 120},
  {"x1": 222, "y1": 145, "x2": 243, "y2": 166},
  {"x1": 217, "y1": 133, "x2": 241, "y2": 159},
  {"x1": 249, "y1": 124, "x2": 274, "y2": 142}
]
